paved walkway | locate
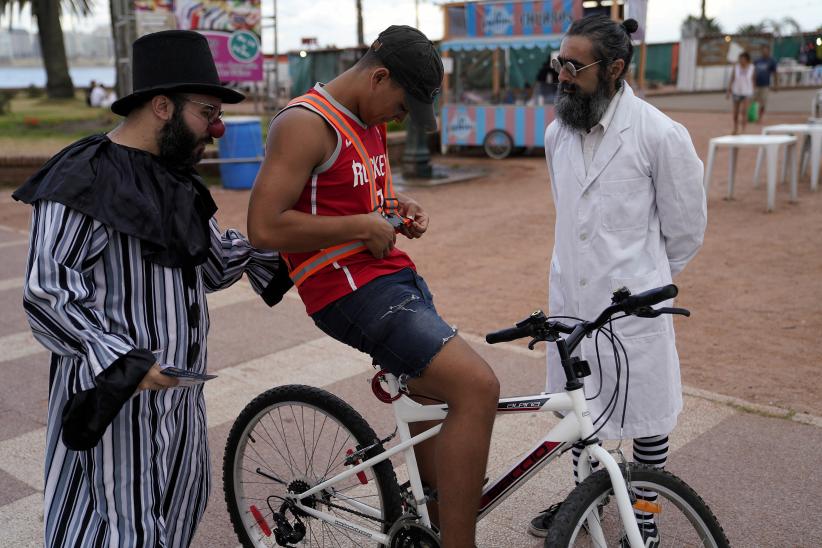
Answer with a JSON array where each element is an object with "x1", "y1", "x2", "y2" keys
[
  {"x1": 645, "y1": 87, "x2": 819, "y2": 115},
  {"x1": 1, "y1": 222, "x2": 821, "y2": 547}
]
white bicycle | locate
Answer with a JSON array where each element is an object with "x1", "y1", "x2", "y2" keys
[{"x1": 223, "y1": 284, "x2": 730, "y2": 547}]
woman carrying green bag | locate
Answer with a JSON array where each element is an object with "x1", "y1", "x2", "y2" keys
[{"x1": 727, "y1": 51, "x2": 755, "y2": 134}]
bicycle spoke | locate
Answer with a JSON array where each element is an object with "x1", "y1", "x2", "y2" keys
[{"x1": 226, "y1": 390, "x2": 398, "y2": 548}]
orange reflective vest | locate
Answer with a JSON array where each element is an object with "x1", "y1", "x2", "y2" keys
[{"x1": 281, "y1": 93, "x2": 399, "y2": 288}]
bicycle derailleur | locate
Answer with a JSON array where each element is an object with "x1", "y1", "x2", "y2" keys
[
  {"x1": 271, "y1": 509, "x2": 306, "y2": 547},
  {"x1": 268, "y1": 480, "x2": 315, "y2": 547}
]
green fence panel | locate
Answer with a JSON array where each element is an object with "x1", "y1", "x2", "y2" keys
[{"x1": 644, "y1": 42, "x2": 675, "y2": 84}]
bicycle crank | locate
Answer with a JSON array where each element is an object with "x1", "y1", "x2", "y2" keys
[{"x1": 388, "y1": 518, "x2": 440, "y2": 548}]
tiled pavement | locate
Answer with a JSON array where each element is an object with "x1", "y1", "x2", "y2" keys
[{"x1": 1, "y1": 224, "x2": 820, "y2": 547}]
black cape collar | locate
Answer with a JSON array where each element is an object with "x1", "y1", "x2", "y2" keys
[{"x1": 13, "y1": 134, "x2": 217, "y2": 268}]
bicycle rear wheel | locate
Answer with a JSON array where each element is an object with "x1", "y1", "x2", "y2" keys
[
  {"x1": 224, "y1": 385, "x2": 403, "y2": 547},
  {"x1": 545, "y1": 463, "x2": 729, "y2": 548}
]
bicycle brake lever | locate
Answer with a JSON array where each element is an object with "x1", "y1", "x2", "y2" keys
[
  {"x1": 657, "y1": 307, "x2": 691, "y2": 317},
  {"x1": 635, "y1": 306, "x2": 691, "y2": 318},
  {"x1": 633, "y1": 306, "x2": 661, "y2": 318}
]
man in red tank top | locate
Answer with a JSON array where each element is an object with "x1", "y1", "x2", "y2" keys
[{"x1": 248, "y1": 26, "x2": 499, "y2": 548}]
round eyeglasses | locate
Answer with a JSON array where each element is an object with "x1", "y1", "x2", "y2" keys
[
  {"x1": 184, "y1": 98, "x2": 224, "y2": 125},
  {"x1": 550, "y1": 57, "x2": 602, "y2": 78}
]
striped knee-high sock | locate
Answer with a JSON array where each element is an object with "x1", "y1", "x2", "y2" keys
[
  {"x1": 632, "y1": 434, "x2": 670, "y2": 532},
  {"x1": 571, "y1": 442, "x2": 601, "y2": 485}
]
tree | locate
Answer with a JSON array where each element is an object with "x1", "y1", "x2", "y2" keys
[
  {"x1": 0, "y1": 0, "x2": 92, "y2": 99},
  {"x1": 737, "y1": 23, "x2": 766, "y2": 35},
  {"x1": 681, "y1": 14, "x2": 722, "y2": 38}
]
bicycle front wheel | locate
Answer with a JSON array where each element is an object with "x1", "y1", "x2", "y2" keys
[
  {"x1": 545, "y1": 464, "x2": 730, "y2": 548},
  {"x1": 223, "y1": 385, "x2": 403, "y2": 547}
]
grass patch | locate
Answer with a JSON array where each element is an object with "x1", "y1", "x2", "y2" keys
[
  {"x1": 0, "y1": 91, "x2": 116, "y2": 141},
  {"x1": 387, "y1": 119, "x2": 406, "y2": 133}
]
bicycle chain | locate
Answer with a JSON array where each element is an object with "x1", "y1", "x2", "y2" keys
[{"x1": 313, "y1": 497, "x2": 390, "y2": 525}]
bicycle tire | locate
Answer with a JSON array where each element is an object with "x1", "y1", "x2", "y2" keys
[
  {"x1": 223, "y1": 384, "x2": 403, "y2": 547},
  {"x1": 544, "y1": 463, "x2": 730, "y2": 548}
]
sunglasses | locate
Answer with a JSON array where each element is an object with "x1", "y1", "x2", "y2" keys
[{"x1": 551, "y1": 57, "x2": 602, "y2": 78}]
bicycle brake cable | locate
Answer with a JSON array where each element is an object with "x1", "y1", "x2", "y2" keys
[{"x1": 579, "y1": 325, "x2": 622, "y2": 444}]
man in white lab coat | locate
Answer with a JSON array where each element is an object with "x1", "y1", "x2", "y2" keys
[{"x1": 529, "y1": 15, "x2": 707, "y2": 545}]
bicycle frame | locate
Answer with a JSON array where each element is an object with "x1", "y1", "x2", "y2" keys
[{"x1": 287, "y1": 373, "x2": 646, "y2": 547}]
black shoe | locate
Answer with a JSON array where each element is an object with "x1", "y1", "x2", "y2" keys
[
  {"x1": 527, "y1": 503, "x2": 562, "y2": 538},
  {"x1": 619, "y1": 523, "x2": 660, "y2": 548}
]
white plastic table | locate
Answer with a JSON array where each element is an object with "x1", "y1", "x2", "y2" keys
[
  {"x1": 704, "y1": 134, "x2": 798, "y2": 212},
  {"x1": 755, "y1": 124, "x2": 822, "y2": 192},
  {"x1": 776, "y1": 65, "x2": 812, "y2": 87}
]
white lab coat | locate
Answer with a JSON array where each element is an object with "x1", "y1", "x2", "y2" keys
[{"x1": 544, "y1": 84, "x2": 706, "y2": 439}]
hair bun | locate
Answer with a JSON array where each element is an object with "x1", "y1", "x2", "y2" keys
[{"x1": 622, "y1": 19, "x2": 639, "y2": 34}]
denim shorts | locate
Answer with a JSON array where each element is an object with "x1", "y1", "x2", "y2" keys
[{"x1": 311, "y1": 268, "x2": 457, "y2": 380}]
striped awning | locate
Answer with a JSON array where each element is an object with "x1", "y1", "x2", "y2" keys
[{"x1": 441, "y1": 34, "x2": 563, "y2": 51}]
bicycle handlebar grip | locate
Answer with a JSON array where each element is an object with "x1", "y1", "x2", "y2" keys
[
  {"x1": 624, "y1": 284, "x2": 678, "y2": 310},
  {"x1": 485, "y1": 325, "x2": 530, "y2": 344}
]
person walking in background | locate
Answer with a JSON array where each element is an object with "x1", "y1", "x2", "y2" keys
[
  {"x1": 727, "y1": 51, "x2": 754, "y2": 134},
  {"x1": 753, "y1": 45, "x2": 778, "y2": 122}
]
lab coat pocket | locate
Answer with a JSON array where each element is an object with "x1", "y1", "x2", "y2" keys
[
  {"x1": 598, "y1": 176, "x2": 652, "y2": 231},
  {"x1": 548, "y1": 256, "x2": 564, "y2": 314},
  {"x1": 609, "y1": 271, "x2": 670, "y2": 340}
]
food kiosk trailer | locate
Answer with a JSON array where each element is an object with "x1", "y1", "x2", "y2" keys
[{"x1": 439, "y1": 0, "x2": 583, "y2": 158}]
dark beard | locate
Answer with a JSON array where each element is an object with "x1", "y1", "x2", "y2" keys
[
  {"x1": 158, "y1": 108, "x2": 206, "y2": 168},
  {"x1": 554, "y1": 77, "x2": 613, "y2": 132}
]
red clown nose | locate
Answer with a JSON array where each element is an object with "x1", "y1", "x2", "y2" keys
[{"x1": 208, "y1": 119, "x2": 226, "y2": 139}]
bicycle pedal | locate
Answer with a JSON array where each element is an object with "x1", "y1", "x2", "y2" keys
[{"x1": 423, "y1": 485, "x2": 438, "y2": 502}]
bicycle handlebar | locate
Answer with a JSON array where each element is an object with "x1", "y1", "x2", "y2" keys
[
  {"x1": 485, "y1": 284, "x2": 684, "y2": 348},
  {"x1": 621, "y1": 284, "x2": 678, "y2": 311},
  {"x1": 485, "y1": 325, "x2": 531, "y2": 344}
]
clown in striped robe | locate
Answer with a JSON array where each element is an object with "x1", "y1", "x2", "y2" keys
[{"x1": 20, "y1": 198, "x2": 283, "y2": 547}]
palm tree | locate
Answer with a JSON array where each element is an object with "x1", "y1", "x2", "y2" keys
[
  {"x1": 0, "y1": 0, "x2": 93, "y2": 99},
  {"x1": 761, "y1": 16, "x2": 802, "y2": 38},
  {"x1": 737, "y1": 23, "x2": 766, "y2": 36},
  {"x1": 681, "y1": 14, "x2": 722, "y2": 38}
]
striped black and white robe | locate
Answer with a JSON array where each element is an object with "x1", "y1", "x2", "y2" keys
[{"x1": 23, "y1": 199, "x2": 279, "y2": 547}]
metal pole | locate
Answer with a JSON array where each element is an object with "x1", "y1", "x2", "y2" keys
[
  {"x1": 638, "y1": 41, "x2": 647, "y2": 92},
  {"x1": 356, "y1": 0, "x2": 364, "y2": 46},
  {"x1": 610, "y1": 1, "x2": 619, "y2": 21},
  {"x1": 111, "y1": 0, "x2": 135, "y2": 100},
  {"x1": 273, "y1": 0, "x2": 279, "y2": 108}
]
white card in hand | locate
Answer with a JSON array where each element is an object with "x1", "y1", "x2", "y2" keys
[{"x1": 159, "y1": 363, "x2": 217, "y2": 387}]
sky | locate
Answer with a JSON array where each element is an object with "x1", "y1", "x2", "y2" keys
[{"x1": 7, "y1": 0, "x2": 822, "y2": 53}]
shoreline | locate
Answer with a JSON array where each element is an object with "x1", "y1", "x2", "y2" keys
[{"x1": 0, "y1": 60, "x2": 114, "y2": 68}]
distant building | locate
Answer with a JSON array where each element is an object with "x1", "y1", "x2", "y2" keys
[
  {"x1": 0, "y1": 29, "x2": 40, "y2": 61},
  {"x1": 63, "y1": 27, "x2": 115, "y2": 61},
  {"x1": 0, "y1": 27, "x2": 113, "y2": 64}
]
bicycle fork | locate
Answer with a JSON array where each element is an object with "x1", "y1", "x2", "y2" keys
[
  {"x1": 568, "y1": 388, "x2": 645, "y2": 548},
  {"x1": 577, "y1": 445, "x2": 645, "y2": 548}
]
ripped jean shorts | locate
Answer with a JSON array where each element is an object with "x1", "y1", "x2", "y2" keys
[{"x1": 311, "y1": 268, "x2": 457, "y2": 381}]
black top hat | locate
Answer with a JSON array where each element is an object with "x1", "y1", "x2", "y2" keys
[{"x1": 111, "y1": 30, "x2": 245, "y2": 116}]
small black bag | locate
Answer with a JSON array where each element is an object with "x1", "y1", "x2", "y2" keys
[{"x1": 261, "y1": 255, "x2": 294, "y2": 307}]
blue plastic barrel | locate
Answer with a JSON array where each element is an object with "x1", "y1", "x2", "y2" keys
[{"x1": 217, "y1": 116, "x2": 263, "y2": 190}]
